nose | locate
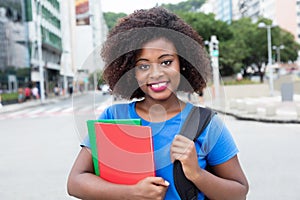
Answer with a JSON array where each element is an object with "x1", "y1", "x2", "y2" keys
[{"x1": 149, "y1": 63, "x2": 163, "y2": 79}]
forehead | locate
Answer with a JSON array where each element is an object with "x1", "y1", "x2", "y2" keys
[{"x1": 140, "y1": 38, "x2": 177, "y2": 54}]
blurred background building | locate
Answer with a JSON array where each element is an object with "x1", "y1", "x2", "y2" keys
[
  {"x1": 74, "y1": 0, "x2": 108, "y2": 92},
  {"x1": 201, "y1": 0, "x2": 299, "y2": 43},
  {"x1": 0, "y1": 0, "x2": 298, "y2": 96},
  {"x1": 0, "y1": 0, "x2": 29, "y2": 92},
  {"x1": 26, "y1": 0, "x2": 64, "y2": 97},
  {"x1": 0, "y1": 0, "x2": 107, "y2": 96}
]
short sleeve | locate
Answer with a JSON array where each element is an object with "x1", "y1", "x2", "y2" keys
[
  {"x1": 80, "y1": 103, "x2": 133, "y2": 148},
  {"x1": 80, "y1": 106, "x2": 114, "y2": 148},
  {"x1": 203, "y1": 115, "x2": 239, "y2": 166}
]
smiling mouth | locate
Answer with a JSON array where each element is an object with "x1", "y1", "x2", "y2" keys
[{"x1": 147, "y1": 82, "x2": 168, "y2": 92}]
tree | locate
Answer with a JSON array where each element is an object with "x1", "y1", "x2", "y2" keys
[
  {"x1": 272, "y1": 28, "x2": 300, "y2": 63},
  {"x1": 221, "y1": 17, "x2": 300, "y2": 80},
  {"x1": 178, "y1": 12, "x2": 232, "y2": 42},
  {"x1": 103, "y1": 12, "x2": 127, "y2": 31},
  {"x1": 225, "y1": 18, "x2": 264, "y2": 77},
  {"x1": 161, "y1": 0, "x2": 206, "y2": 12},
  {"x1": 102, "y1": 2, "x2": 300, "y2": 79},
  {"x1": 89, "y1": 70, "x2": 104, "y2": 90},
  {"x1": 178, "y1": 12, "x2": 234, "y2": 76}
]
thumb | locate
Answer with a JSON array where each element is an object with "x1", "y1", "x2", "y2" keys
[{"x1": 150, "y1": 177, "x2": 170, "y2": 187}]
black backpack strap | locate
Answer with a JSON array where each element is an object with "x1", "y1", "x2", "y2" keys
[{"x1": 173, "y1": 106, "x2": 215, "y2": 200}]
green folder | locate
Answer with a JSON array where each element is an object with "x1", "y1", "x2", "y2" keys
[{"x1": 86, "y1": 119, "x2": 141, "y2": 176}]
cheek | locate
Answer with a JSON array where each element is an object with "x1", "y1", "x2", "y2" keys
[
  {"x1": 170, "y1": 66, "x2": 181, "y2": 83},
  {"x1": 135, "y1": 71, "x2": 147, "y2": 86},
  {"x1": 174, "y1": 72, "x2": 181, "y2": 85}
]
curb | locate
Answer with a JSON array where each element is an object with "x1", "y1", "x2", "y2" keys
[
  {"x1": 0, "y1": 93, "x2": 81, "y2": 114},
  {"x1": 211, "y1": 107, "x2": 300, "y2": 124}
]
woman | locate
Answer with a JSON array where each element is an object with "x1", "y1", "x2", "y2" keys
[{"x1": 67, "y1": 7, "x2": 248, "y2": 200}]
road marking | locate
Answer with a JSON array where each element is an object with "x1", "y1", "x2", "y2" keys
[
  {"x1": 62, "y1": 107, "x2": 74, "y2": 113},
  {"x1": 6, "y1": 109, "x2": 31, "y2": 116},
  {"x1": 27, "y1": 107, "x2": 47, "y2": 115},
  {"x1": 45, "y1": 107, "x2": 63, "y2": 113}
]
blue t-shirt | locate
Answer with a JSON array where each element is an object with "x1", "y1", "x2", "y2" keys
[{"x1": 82, "y1": 101, "x2": 238, "y2": 200}]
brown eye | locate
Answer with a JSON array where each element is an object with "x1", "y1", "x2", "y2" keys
[
  {"x1": 161, "y1": 60, "x2": 172, "y2": 66},
  {"x1": 136, "y1": 64, "x2": 150, "y2": 70}
]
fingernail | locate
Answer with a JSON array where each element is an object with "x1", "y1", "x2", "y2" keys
[{"x1": 165, "y1": 180, "x2": 170, "y2": 186}]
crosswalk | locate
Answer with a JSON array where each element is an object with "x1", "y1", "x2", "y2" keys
[{"x1": 0, "y1": 104, "x2": 107, "y2": 120}]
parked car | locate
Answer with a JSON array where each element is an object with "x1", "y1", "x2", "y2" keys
[{"x1": 101, "y1": 84, "x2": 110, "y2": 95}]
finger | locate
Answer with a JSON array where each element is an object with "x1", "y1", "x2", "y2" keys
[
  {"x1": 174, "y1": 135, "x2": 191, "y2": 142},
  {"x1": 172, "y1": 135, "x2": 193, "y2": 148},
  {"x1": 150, "y1": 177, "x2": 170, "y2": 187},
  {"x1": 171, "y1": 152, "x2": 189, "y2": 161},
  {"x1": 171, "y1": 141, "x2": 194, "y2": 155}
]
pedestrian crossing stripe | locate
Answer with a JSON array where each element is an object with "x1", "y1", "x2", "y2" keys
[
  {"x1": 0, "y1": 105, "x2": 106, "y2": 120},
  {"x1": 45, "y1": 107, "x2": 62, "y2": 113}
]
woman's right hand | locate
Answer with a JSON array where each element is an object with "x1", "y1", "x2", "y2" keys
[{"x1": 131, "y1": 177, "x2": 169, "y2": 200}]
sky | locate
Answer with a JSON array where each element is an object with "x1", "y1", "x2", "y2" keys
[{"x1": 100, "y1": 0, "x2": 184, "y2": 14}]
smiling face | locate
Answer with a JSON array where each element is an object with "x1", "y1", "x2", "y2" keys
[{"x1": 135, "y1": 38, "x2": 180, "y2": 101}]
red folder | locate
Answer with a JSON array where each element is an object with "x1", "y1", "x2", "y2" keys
[{"x1": 92, "y1": 122, "x2": 155, "y2": 185}]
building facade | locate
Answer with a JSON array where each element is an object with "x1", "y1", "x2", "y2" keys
[
  {"x1": 25, "y1": 0, "x2": 63, "y2": 95},
  {"x1": 201, "y1": 0, "x2": 233, "y2": 24},
  {"x1": 74, "y1": 0, "x2": 108, "y2": 91},
  {"x1": 214, "y1": 0, "x2": 233, "y2": 24},
  {"x1": 202, "y1": 0, "x2": 299, "y2": 43},
  {"x1": 0, "y1": 4, "x2": 30, "y2": 92},
  {"x1": 59, "y1": 0, "x2": 76, "y2": 94},
  {"x1": 0, "y1": 0, "x2": 108, "y2": 94}
]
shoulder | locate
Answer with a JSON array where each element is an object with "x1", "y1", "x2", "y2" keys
[
  {"x1": 98, "y1": 101, "x2": 135, "y2": 119},
  {"x1": 202, "y1": 115, "x2": 239, "y2": 165}
]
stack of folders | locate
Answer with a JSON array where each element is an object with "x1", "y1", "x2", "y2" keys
[{"x1": 86, "y1": 119, "x2": 155, "y2": 185}]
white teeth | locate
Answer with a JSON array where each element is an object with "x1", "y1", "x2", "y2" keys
[{"x1": 151, "y1": 82, "x2": 167, "y2": 88}]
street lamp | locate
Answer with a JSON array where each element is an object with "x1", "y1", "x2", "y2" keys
[
  {"x1": 272, "y1": 45, "x2": 285, "y2": 63},
  {"x1": 258, "y1": 22, "x2": 277, "y2": 96}
]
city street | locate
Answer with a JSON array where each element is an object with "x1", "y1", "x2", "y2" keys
[{"x1": 0, "y1": 93, "x2": 300, "y2": 199}]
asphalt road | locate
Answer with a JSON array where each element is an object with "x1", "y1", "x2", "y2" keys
[{"x1": 0, "y1": 93, "x2": 299, "y2": 199}]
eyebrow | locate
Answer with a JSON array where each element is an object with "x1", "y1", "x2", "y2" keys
[{"x1": 135, "y1": 54, "x2": 175, "y2": 63}]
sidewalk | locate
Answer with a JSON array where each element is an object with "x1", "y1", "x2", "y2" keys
[
  {"x1": 196, "y1": 84, "x2": 300, "y2": 123},
  {"x1": 1, "y1": 85, "x2": 300, "y2": 123},
  {"x1": 0, "y1": 93, "x2": 74, "y2": 114},
  {"x1": 208, "y1": 95, "x2": 300, "y2": 123}
]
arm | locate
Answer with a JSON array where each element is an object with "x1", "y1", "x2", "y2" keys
[
  {"x1": 67, "y1": 147, "x2": 169, "y2": 200},
  {"x1": 171, "y1": 135, "x2": 248, "y2": 200},
  {"x1": 194, "y1": 155, "x2": 249, "y2": 200}
]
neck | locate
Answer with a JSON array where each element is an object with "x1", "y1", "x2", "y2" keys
[{"x1": 136, "y1": 93, "x2": 186, "y2": 122}]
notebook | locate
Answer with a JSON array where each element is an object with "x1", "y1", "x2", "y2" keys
[
  {"x1": 87, "y1": 119, "x2": 155, "y2": 185},
  {"x1": 87, "y1": 119, "x2": 142, "y2": 176}
]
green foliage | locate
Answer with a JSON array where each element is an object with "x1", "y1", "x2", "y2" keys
[
  {"x1": 102, "y1": 1, "x2": 300, "y2": 78},
  {"x1": 16, "y1": 68, "x2": 30, "y2": 78},
  {"x1": 161, "y1": 0, "x2": 205, "y2": 12},
  {"x1": 178, "y1": 12, "x2": 300, "y2": 77},
  {"x1": 223, "y1": 79, "x2": 259, "y2": 85},
  {"x1": 177, "y1": 12, "x2": 232, "y2": 42},
  {"x1": 88, "y1": 70, "x2": 104, "y2": 89},
  {"x1": 1, "y1": 92, "x2": 18, "y2": 101},
  {"x1": 103, "y1": 12, "x2": 127, "y2": 31}
]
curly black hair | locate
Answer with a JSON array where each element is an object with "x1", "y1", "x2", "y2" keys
[{"x1": 101, "y1": 7, "x2": 211, "y2": 100}]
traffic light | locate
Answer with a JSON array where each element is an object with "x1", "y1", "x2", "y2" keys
[
  {"x1": 212, "y1": 42, "x2": 218, "y2": 51},
  {"x1": 210, "y1": 35, "x2": 219, "y2": 57}
]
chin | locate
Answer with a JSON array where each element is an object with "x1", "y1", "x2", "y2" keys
[{"x1": 148, "y1": 92, "x2": 175, "y2": 101}]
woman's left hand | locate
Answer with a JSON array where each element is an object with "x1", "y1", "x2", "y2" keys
[{"x1": 170, "y1": 135, "x2": 201, "y2": 180}]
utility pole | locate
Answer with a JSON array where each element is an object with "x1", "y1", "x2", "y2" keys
[
  {"x1": 273, "y1": 45, "x2": 285, "y2": 63},
  {"x1": 209, "y1": 35, "x2": 220, "y2": 105},
  {"x1": 258, "y1": 22, "x2": 276, "y2": 96},
  {"x1": 36, "y1": 0, "x2": 45, "y2": 102},
  {"x1": 89, "y1": 0, "x2": 99, "y2": 90}
]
